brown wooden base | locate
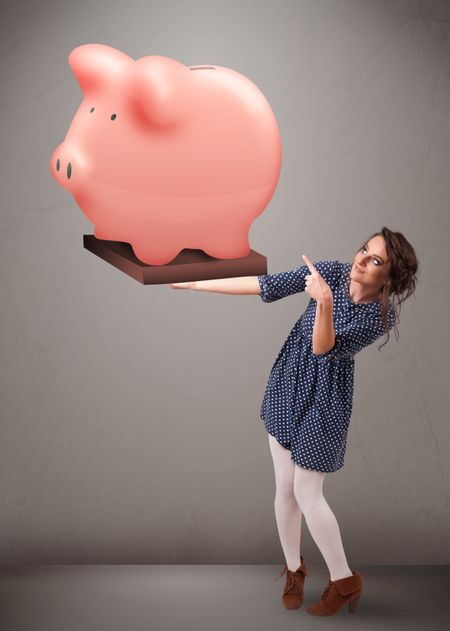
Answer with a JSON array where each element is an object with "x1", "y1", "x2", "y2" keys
[{"x1": 83, "y1": 235, "x2": 268, "y2": 285}]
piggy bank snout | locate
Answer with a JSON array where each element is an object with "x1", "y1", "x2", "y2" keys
[{"x1": 50, "y1": 144, "x2": 76, "y2": 187}]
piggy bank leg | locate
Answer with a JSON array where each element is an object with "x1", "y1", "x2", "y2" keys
[
  {"x1": 131, "y1": 241, "x2": 182, "y2": 266},
  {"x1": 93, "y1": 223, "x2": 181, "y2": 265},
  {"x1": 201, "y1": 222, "x2": 251, "y2": 260}
]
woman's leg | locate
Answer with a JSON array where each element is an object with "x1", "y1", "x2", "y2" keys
[
  {"x1": 267, "y1": 433, "x2": 303, "y2": 572},
  {"x1": 293, "y1": 464, "x2": 352, "y2": 581}
]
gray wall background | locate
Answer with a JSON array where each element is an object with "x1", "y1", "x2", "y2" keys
[{"x1": 1, "y1": 0, "x2": 449, "y2": 565}]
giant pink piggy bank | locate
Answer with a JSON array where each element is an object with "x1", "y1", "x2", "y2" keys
[{"x1": 50, "y1": 44, "x2": 282, "y2": 266}]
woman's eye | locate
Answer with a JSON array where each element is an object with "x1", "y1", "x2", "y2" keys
[{"x1": 361, "y1": 247, "x2": 380, "y2": 265}]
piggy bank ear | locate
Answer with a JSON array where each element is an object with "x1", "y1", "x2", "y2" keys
[
  {"x1": 129, "y1": 55, "x2": 190, "y2": 128},
  {"x1": 68, "y1": 43, "x2": 132, "y2": 94}
]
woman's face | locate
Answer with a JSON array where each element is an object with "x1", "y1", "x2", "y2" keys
[{"x1": 351, "y1": 235, "x2": 391, "y2": 293}]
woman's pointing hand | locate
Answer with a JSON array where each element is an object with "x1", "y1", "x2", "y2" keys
[{"x1": 302, "y1": 254, "x2": 333, "y2": 303}]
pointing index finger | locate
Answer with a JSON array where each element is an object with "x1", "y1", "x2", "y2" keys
[{"x1": 302, "y1": 254, "x2": 316, "y2": 274}]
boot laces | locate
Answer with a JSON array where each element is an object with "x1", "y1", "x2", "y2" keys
[
  {"x1": 273, "y1": 564, "x2": 305, "y2": 588},
  {"x1": 321, "y1": 580, "x2": 332, "y2": 601},
  {"x1": 286, "y1": 572, "x2": 305, "y2": 594},
  {"x1": 273, "y1": 565, "x2": 287, "y2": 581}
]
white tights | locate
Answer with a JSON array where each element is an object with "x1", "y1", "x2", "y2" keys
[{"x1": 268, "y1": 433, "x2": 353, "y2": 581}]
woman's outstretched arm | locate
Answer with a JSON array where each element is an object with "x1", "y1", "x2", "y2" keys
[{"x1": 168, "y1": 276, "x2": 261, "y2": 295}]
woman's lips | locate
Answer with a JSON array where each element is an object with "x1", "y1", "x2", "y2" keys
[{"x1": 355, "y1": 264, "x2": 364, "y2": 273}]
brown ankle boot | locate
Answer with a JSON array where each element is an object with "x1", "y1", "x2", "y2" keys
[
  {"x1": 306, "y1": 570, "x2": 363, "y2": 616},
  {"x1": 274, "y1": 556, "x2": 308, "y2": 610}
]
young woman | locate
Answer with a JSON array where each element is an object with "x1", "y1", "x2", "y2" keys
[{"x1": 169, "y1": 226, "x2": 418, "y2": 616}]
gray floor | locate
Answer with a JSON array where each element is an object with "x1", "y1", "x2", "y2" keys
[{"x1": 0, "y1": 565, "x2": 449, "y2": 631}]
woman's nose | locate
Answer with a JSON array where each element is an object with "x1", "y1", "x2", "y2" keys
[{"x1": 358, "y1": 257, "x2": 368, "y2": 268}]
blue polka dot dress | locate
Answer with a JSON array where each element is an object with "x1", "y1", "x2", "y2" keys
[{"x1": 257, "y1": 260, "x2": 395, "y2": 473}]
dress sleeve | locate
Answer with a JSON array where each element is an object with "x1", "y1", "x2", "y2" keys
[
  {"x1": 314, "y1": 314, "x2": 391, "y2": 363},
  {"x1": 258, "y1": 259, "x2": 341, "y2": 303}
]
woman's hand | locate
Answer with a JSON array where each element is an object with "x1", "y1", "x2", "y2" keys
[
  {"x1": 168, "y1": 281, "x2": 197, "y2": 290},
  {"x1": 167, "y1": 276, "x2": 260, "y2": 294},
  {"x1": 302, "y1": 254, "x2": 333, "y2": 303}
]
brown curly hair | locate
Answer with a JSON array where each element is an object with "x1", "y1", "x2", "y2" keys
[{"x1": 357, "y1": 227, "x2": 419, "y2": 350}]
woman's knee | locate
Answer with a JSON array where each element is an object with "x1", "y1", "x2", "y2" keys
[{"x1": 274, "y1": 474, "x2": 296, "y2": 501}]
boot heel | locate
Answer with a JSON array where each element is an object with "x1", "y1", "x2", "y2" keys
[{"x1": 348, "y1": 594, "x2": 361, "y2": 613}]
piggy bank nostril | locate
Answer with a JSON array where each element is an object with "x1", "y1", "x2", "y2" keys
[
  {"x1": 67, "y1": 162, "x2": 72, "y2": 179},
  {"x1": 56, "y1": 158, "x2": 60, "y2": 172}
]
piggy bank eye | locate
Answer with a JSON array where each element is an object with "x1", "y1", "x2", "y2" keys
[
  {"x1": 89, "y1": 107, "x2": 95, "y2": 113},
  {"x1": 111, "y1": 114, "x2": 117, "y2": 120}
]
